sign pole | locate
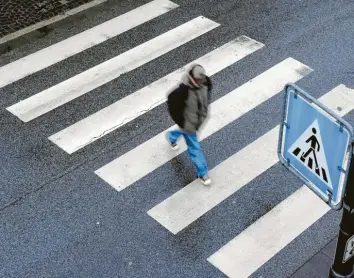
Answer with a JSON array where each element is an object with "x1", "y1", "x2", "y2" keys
[{"x1": 329, "y1": 143, "x2": 354, "y2": 278}]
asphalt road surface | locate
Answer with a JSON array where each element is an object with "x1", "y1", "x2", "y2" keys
[{"x1": 1, "y1": 0, "x2": 354, "y2": 277}]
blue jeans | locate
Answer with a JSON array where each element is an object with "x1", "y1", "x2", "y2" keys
[{"x1": 168, "y1": 129, "x2": 208, "y2": 177}]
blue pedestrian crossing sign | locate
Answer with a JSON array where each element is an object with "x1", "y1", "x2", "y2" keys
[{"x1": 278, "y1": 83, "x2": 354, "y2": 210}]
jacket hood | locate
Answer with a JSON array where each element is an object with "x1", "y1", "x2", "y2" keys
[
  {"x1": 181, "y1": 64, "x2": 207, "y2": 89},
  {"x1": 181, "y1": 71, "x2": 193, "y2": 87}
]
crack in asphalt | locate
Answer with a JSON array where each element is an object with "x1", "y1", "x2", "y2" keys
[{"x1": 74, "y1": 98, "x2": 166, "y2": 152}]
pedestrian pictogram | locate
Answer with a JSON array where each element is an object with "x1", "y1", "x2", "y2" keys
[
  {"x1": 288, "y1": 119, "x2": 332, "y2": 189},
  {"x1": 343, "y1": 235, "x2": 354, "y2": 263}
]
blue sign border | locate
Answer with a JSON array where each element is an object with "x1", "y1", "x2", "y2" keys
[{"x1": 278, "y1": 83, "x2": 354, "y2": 210}]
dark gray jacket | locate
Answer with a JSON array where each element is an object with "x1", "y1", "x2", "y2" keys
[{"x1": 180, "y1": 72, "x2": 209, "y2": 133}]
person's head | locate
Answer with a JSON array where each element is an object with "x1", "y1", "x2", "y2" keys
[{"x1": 188, "y1": 64, "x2": 207, "y2": 88}]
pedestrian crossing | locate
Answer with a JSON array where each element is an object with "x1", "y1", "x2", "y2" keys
[
  {"x1": 1, "y1": 0, "x2": 353, "y2": 277},
  {"x1": 95, "y1": 57, "x2": 312, "y2": 191}
]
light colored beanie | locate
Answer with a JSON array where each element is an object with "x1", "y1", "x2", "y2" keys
[{"x1": 191, "y1": 65, "x2": 206, "y2": 79}]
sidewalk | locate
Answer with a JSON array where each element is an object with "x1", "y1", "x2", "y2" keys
[
  {"x1": 0, "y1": 0, "x2": 106, "y2": 51},
  {"x1": 291, "y1": 236, "x2": 338, "y2": 278}
]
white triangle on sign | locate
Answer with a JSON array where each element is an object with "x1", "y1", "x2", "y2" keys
[{"x1": 288, "y1": 119, "x2": 333, "y2": 189}]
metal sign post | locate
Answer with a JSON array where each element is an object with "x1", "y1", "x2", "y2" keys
[{"x1": 329, "y1": 149, "x2": 354, "y2": 278}]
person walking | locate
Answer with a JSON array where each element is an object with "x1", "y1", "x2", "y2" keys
[{"x1": 166, "y1": 64, "x2": 212, "y2": 185}]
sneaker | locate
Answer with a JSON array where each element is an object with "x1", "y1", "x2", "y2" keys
[
  {"x1": 169, "y1": 142, "x2": 179, "y2": 150},
  {"x1": 166, "y1": 133, "x2": 179, "y2": 150},
  {"x1": 199, "y1": 175, "x2": 211, "y2": 185}
]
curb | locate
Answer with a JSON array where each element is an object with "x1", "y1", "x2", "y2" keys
[{"x1": 0, "y1": 0, "x2": 108, "y2": 55}]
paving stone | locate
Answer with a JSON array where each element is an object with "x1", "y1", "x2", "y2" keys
[
  {"x1": 306, "y1": 252, "x2": 332, "y2": 278},
  {"x1": 0, "y1": 0, "x2": 94, "y2": 38},
  {"x1": 294, "y1": 247, "x2": 334, "y2": 278},
  {"x1": 290, "y1": 236, "x2": 338, "y2": 277},
  {"x1": 322, "y1": 238, "x2": 338, "y2": 259},
  {"x1": 290, "y1": 263, "x2": 322, "y2": 278}
]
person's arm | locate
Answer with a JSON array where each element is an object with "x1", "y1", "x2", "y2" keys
[
  {"x1": 205, "y1": 76, "x2": 212, "y2": 92},
  {"x1": 205, "y1": 76, "x2": 212, "y2": 104}
]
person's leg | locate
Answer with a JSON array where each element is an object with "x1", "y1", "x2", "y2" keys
[
  {"x1": 167, "y1": 129, "x2": 183, "y2": 150},
  {"x1": 301, "y1": 147, "x2": 313, "y2": 162},
  {"x1": 183, "y1": 133, "x2": 211, "y2": 185}
]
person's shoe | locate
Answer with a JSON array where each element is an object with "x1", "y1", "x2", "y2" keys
[
  {"x1": 166, "y1": 133, "x2": 179, "y2": 150},
  {"x1": 199, "y1": 175, "x2": 211, "y2": 185},
  {"x1": 169, "y1": 142, "x2": 179, "y2": 150}
]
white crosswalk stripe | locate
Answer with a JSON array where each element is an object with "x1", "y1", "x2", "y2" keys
[{"x1": 1, "y1": 1, "x2": 350, "y2": 277}]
